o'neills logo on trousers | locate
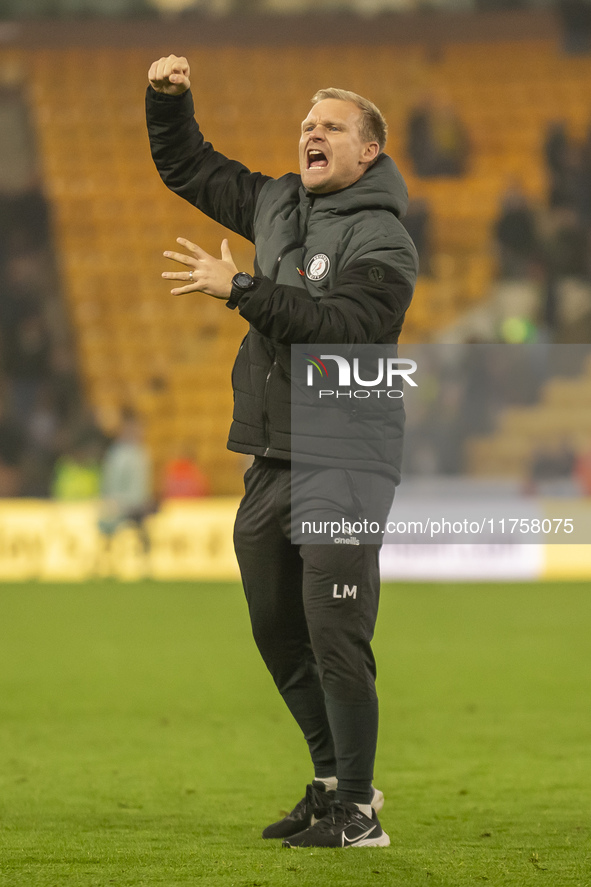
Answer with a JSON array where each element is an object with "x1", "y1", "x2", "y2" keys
[{"x1": 304, "y1": 354, "x2": 417, "y2": 399}]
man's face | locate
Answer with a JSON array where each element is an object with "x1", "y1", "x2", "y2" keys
[{"x1": 299, "y1": 98, "x2": 379, "y2": 194}]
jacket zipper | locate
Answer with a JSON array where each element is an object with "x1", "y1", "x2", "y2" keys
[
  {"x1": 262, "y1": 198, "x2": 314, "y2": 455},
  {"x1": 271, "y1": 241, "x2": 304, "y2": 283},
  {"x1": 262, "y1": 357, "x2": 277, "y2": 457},
  {"x1": 262, "y1": 241, "x2": 305, "y2": 455}
]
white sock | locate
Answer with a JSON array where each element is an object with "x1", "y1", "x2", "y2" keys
[
  {"x1": 355, "y1": 803, "x2": 373, "y2": 818},
  {"x1": 314, "y1": 775, "x2": 337, "y2": 791}
]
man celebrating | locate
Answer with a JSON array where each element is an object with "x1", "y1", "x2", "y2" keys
[{"x1": 146, "y1": 55, "x2": 417, "y2": 848}]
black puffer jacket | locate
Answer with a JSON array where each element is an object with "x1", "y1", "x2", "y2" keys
[{"x1": 146, "y1": 88, "x2": 418, "y2": 481}]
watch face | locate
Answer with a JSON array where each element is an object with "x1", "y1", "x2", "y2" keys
[{"x1": 234, "y1": 272, "x2": 253, "y2": 289}]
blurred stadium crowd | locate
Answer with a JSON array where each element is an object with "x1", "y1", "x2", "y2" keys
[
  {"x1": 405, "y1": 102, "x2": 591, "y2": 339},
  {"x1": 1, "y1": 0, "x2": 591, "y2": 501},
  {"x1": 0, "y1": 179, "x2": 209, "y2": 500},
  {"x1": 0, "y1": 179, "x2": 89, "y2": 497}
]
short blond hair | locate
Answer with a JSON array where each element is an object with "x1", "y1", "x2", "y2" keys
[{"x1": 311, "y1": 87, "x2": 388, "y2": 153}]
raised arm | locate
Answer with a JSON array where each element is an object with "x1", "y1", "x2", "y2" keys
[{"x1": 146, "y1": 55, "x2": 271, "y2": 243}]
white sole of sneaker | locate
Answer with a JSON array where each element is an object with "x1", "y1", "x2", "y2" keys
[{"x1": 348, "y1": 830, "x2": 390, "y2": 848}]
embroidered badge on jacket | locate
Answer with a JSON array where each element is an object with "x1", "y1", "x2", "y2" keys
[{"x1": 306, "y1": 254, "x2": 330, "y2": 281}]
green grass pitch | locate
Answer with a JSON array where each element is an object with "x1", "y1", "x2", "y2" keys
[{"x1": 0, "y1": 580, "x2": 590, "y2": 886}]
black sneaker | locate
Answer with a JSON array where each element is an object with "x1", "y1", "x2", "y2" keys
[
  {"x1": 262, "y1": 781, "x2": 335, "y2": 839},
  {"x1": 282, "y1": 800, "x2": 390, "y2": 848}
]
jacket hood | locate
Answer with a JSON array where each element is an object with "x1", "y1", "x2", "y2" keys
[{"x1": 301, "y1": 153, "x2": 409, "y2": 219}]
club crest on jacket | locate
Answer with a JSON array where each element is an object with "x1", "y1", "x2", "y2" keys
[{"x1": 306, "y1": 254, "x2": 330, "y2": 281}]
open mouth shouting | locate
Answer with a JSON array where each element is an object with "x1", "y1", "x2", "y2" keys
[{"x1": 307, "y1": 148, "x2": 329, "y2": 169}]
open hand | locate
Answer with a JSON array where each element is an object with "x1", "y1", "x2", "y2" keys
[
  {"x1": 162, "y1": 238, "x2": 238, "y2": 299},
  {"x1": 148, "y1": 55, "x2": 191, "y2": 95}
]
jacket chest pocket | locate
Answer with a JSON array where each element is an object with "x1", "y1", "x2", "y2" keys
[{"x1": 273, "y1": 245, "x2": 308, "y2": 287}]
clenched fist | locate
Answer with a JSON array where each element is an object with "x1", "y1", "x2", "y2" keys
[{"x1": 148, "y1": 55, "x2": 191, "y2": 96}]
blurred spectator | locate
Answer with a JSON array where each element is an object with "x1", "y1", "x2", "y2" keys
[
  {"x1": 544, "y1": 121, "x2": 570, "y2": 186},
  {"x1": 0, "y1": 389, "x2": 25, "y2": 497},
  {"x1": 0, "y1": 252, "x2": 41, "y2": 345},
  {"x1": 66, "y1": 405, "x2": 110, "y2": 455},
  {"x1": 457, "y1": 343, "x2": 499, "y2": 437},
  {"x1": 559, "y1": 0, "x2": 591, "y2": 54},
  {"x1": 407, "y1": 99, "x2": 432, "y2": 177},
  {"x1": 497, "y1": 119, "x2": 591, "y2": 342},
  {"x1": 161, "y1": 447, "x2": 210, "y2": 499},
  {"x1": 577, "y1": 123, "x2": 591, "y2": 225},
  {"x1": 2, "y1": 179, "x2": 50, "y2": 255},
  {"x1": 27, "y1": 384, "x2": 59, "y2": 454},
  {"x1": 52, "y1": 433, "x2": 102, "y2": 501},
  {"x1": 18, "y1": 382, "x2": 60, "y2": 497},
  {"x1": 524, "y1": 439, "x2": 576, "y2": 496},
  {"x1": 539, "y1": 206, "x2": 590, "y2": 334},
  {"x1": 99, "y1": 408, "x2": 153, "y2": 539},
  {"x1": 542, "y1": 207, "x2": 589, "y2": 278},
  {"x1": 401, "y1": 198, "x2": 432, "y2": 275},
  {"x1": 407, "y1": 94, "x2": 469, "y2": 178},
  {"x1": 0, "y1": 247, "x2": 53, "y2": 424},
  {"x1": 544, "y1": 121, "x2": 584, "y2": 212},
  {"x1": 575, "y1": 443, "x2": 591, "y2": 495},
  {"x1": 493, "y1": 180, "x2": 539, "y2": 279},
  {"x1": 49, "y1": 345, "x2": 83, "y2": 426},
  {"x1": 550, "y1": 143, "x2": 582, "y2": 212},
  {"x1": 3, "y1": 309, "x2": 52, "y2": 423}
]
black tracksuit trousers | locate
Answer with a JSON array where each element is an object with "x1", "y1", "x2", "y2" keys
[{"x1": 233, "y1": 456, "x2": 395, "y2": 805}]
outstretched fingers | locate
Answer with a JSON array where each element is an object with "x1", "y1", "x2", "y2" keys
[
  {"x1": 163, "y1": 249, "x2": 195, "y2": 267},
  {"x1": 168, "y1": 282, "x2": 198, "y2": 296},
  {"x1": 161, "y1": 237, "x2": 235, "y2": 299},
  {"x1": 175, "y1": 237, "x2": 210, "y2": 258},
  {"x1": 220, "y1": 238, "x2": 234, "y2": 264}
]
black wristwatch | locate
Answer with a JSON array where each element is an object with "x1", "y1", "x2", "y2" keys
[
  {"x1": 228, "y1": 271, "x2": 256, "y2": 308},
  {"x1": 232, "y1": 271, "x2": 254, "y2": 291}
]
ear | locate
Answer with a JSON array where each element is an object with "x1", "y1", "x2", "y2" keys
[{"x1": 361, "y1": 141, "x2": 380, "y2": 165}]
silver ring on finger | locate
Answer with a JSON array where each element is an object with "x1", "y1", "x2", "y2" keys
[{"x1": 188, "y1": 270, "x2": 194, "y2": 283}]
